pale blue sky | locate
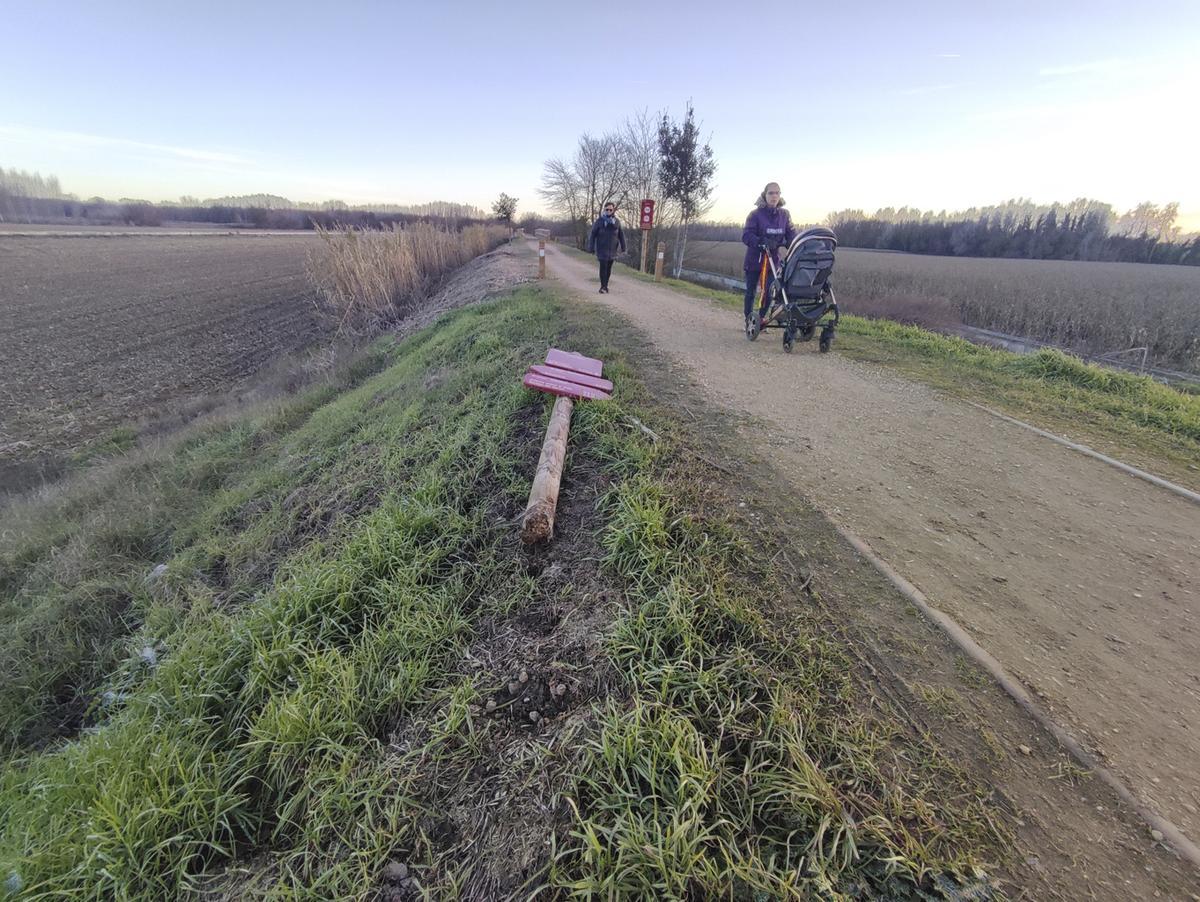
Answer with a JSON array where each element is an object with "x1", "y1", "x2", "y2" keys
[{"x1": 2, "y1": 0, "x2": 1198, "y2": 228}]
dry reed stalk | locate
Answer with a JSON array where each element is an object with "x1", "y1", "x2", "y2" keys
[{"x1": 307, "y1": 222, "x2": 508, "y2": 331}]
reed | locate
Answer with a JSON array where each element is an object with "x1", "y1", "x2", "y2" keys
[{"x1": 306, "y1": 223, "x2": 508, "y2": 329}]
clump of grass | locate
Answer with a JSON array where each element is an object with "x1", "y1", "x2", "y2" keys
[
  {"x1": 69, "y1": 427, "x2": 138, "y2": 467},
  {"x1": 307, "y1": 223, "x2": 509, "y2": 330},
  {"x1": 0, "y1": 341, "x2": 402, "y2": 753},
  {"x1": 843, "y1": 317, "x2": 1200, "y2": 443}
]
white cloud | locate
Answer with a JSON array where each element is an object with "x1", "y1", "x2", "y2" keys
[
  {"x1": 0, "y1": 124, "x2": 253, "y2": 166},
  {"x1": 893, "y1": 83, "x2": 962, "y2": 97},
  {"x1": 1038, "y1": 58, "x2": 1129, "y2": 77}
]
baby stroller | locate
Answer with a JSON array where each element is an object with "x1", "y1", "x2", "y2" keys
[{"x1": 746, "y1": 226, "x2": 839, "y2": 353}]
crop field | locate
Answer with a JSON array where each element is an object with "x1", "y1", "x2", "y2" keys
[
  {"x1": 682, "y1": 240, "x2": 1200, "y2": 372},
  {"x1": 1, "y1": 233, "x2": 327, "y2": 488}
]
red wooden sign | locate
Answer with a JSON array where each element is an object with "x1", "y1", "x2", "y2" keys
[
  {"x1": 522, "y1": 349, "x2": 611, "y2": 401},
  {"x1": 528, "y1": 364, "x2": 613, "y2": 393},
  {"x1": 523, "y1": 372, "x2": 611, "y2": 401},
  {"x1": 639, "y1": 199, "x2": 655, "y2": 231},
  {"x1": 545, "y1": 348, "x2": 603, "y2": 378}
]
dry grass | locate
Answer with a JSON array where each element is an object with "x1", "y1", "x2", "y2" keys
[
  {"x1": 683, "y1": 240, "x2": 1200, "y2": 372},
  {"x1": 307, "y1": 223, "x2": 509, "y2": 330}
]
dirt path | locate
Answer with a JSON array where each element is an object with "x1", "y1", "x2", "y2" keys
[{"x1": 546, "y1": 244, "x2": 1200, "y2": 856}]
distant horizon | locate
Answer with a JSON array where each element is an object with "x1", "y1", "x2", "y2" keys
[{"x1": 5, "y1": 167, "x2": 1197, "y2": 235}]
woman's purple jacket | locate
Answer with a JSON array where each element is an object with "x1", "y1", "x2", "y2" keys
[{"x1": 741, "y1": 205, "x2": 796, "y2": 272}]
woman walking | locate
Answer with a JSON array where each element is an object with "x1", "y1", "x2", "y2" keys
[
  {"x1": 587, "y1": 201, "x2": 626, "y2": 293},
  {"x1": 741, "y1": 182, "x2": 796, "y2": 328}
]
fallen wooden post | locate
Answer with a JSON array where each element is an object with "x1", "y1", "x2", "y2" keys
[
  {"x1": 521, "y1": 395, "x2": 574, "y2": 543},
  {"x1": 520, "y1": 348, "x2": 609, "y2": 544}
]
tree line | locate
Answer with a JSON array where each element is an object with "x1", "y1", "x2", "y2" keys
[
  {"x1": 0, "y1": 169, "x2": 490, "y2": 230},
  {"x1": 824, "y1": 199, "x2": 1198, "y2": 266},
  {"x1": 602, "y1": 198, "x2": 1199, "y2": 268},
  {"x1": 0, "y1": 167, "x2": 63, "y2": 198}
]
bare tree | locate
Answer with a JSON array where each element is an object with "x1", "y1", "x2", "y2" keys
[
  {"x1": 1115, "y1": 201, "x2": 1180, "y2": 242},
  {"x1": 574, "y1": 133, "x2": 624, "y2": 222},
  {"x1": 540, "y1": 133, "x2": 626, "y2": 247},
  {"x1": 541, "y1": 109, "x2": 716, "y2": 265},
  {"x1": 614, "y1": 109, "x2": 676, "y2": 269},
  {"x1": 615, "y1": 110, "x2": 661, "y2": 209},
  {"x1": 538, "y1": 156, "x2": 585, "y2": 244}
]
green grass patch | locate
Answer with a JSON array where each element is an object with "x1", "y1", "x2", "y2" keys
[
  {"x1": 1, "y1": 284, "x2": 1008, "y2": 898},
  {"x1": 69, "y1": 426, "x2": 138, "y2": 467},
  {"x1": 837, "y1": 317, "x2": 1200, "y2": 485},
  {"x1": 0, "y1": 340, "x2": 403, "y2": 752}
]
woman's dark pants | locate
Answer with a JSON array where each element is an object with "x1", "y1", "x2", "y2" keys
[
  {"x1": 744, "y1": 270, "x2": 773, "y2": 319},
  {"x1": 598, "y1": 258, "x2": 614, "y2": 289}
]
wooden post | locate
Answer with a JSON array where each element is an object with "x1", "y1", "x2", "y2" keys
[
  {"x1": 538, "y1": 239, "x2": 546, "y2": 279},
  {"x1": 521, "y1": 396, "x2": 573, "y2": 543},
  {"x1": 654, "y1": 242, "x2": 666, "y2": 282},
  {"x1": 640, "y1": 233, "x2": 649, "y2": 273}
]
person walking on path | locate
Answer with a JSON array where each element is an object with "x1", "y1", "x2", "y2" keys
[
  {"x1": 587, "y1": 201, "x2": 626, "y2": 294},
  {"x1": 741, "y1": 182, "x2": 796, "y2": 327}
]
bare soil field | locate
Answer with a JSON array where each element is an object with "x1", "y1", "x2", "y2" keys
[
  {"x1": 1, "y1": 233, "x2": 326, "y2": 489},
  {"x1": 684, "y1": 239, "x2": 1200, "y2": 372}
]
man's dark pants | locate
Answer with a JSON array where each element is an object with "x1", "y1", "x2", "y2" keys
[{"x1": 599, "y1": 259, "x2": 614, "y2": 289}]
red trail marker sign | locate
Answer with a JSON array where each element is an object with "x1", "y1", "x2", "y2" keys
[{"x1": 639, "y1": 199, "x2": 655, "y2": 230}]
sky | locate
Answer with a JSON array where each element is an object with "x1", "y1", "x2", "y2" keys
[{"x1": 2, "y1": 0, "x2": 1198, "y2": 230}]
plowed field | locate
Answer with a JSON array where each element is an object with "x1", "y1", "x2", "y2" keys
[{"x1": 1, "y1": 233, "x2": 326, "y2": 489}]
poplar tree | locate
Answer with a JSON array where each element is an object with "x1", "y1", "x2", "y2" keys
[{"x1": 657, "y1": 103, "x2": 716, "y2": 276}]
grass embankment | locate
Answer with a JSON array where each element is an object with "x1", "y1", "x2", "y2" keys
[
  {"x1": 1, "y1": 285, "x2": 1005, "y2": 898},
  {"x1": 598, "y1": 252, "x2": 1200, "y2": 488}
]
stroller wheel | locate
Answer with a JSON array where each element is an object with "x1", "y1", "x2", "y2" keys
[
  {"x1": 783, "y1": 328, "x2": 795, "y2": 353},
  {"x1": 745, "y1": 316, "x2": 760, "y2": 341},
  {"x1": 819, "y1": 327, "x2": 833, "y2": 353}
]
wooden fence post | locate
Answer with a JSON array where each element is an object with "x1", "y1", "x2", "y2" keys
[
  {"x1": 654, "y1": 242, "x2": 666, "y2": 282},
  {"x1": 538, "y1": 239, "x2": 546, "y2": 279}
]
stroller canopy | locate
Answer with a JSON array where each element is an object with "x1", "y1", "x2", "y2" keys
[{"x1": 782, "y1": 227, "x2": 837, "y2": 300}]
